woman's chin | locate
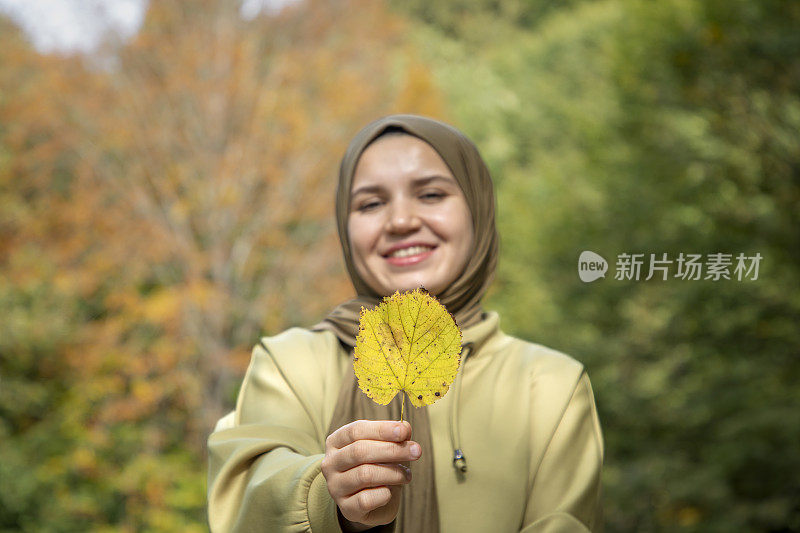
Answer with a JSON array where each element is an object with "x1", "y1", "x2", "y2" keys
[{"x1": 381, "y1": 279, "x2": 442, "y2": 296}]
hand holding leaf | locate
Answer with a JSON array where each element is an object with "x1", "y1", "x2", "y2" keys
[{"x1": 353, "y1": 288, "x2": 463, "y2": 421}]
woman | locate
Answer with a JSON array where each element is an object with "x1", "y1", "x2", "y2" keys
[{"x1": 207, "y1": 115, "x2": 603, "y2": 532}]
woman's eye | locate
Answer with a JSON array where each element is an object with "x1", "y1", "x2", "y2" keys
[
  {"x1": 421, "y1": 192, "x2": 446, "y2": 201},
  {"x1": 355, "y1": 192, "x2": 445, "y2": 211},
  {"x1": 357, "y1": 200, "x2": 381, "y2": 212}
]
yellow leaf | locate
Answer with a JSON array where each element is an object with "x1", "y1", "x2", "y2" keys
[{"x1": 353, "y1": 288, "x2": 462, "y2": 420}]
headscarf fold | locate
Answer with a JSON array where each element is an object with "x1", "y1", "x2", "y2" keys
[{"x1": 311, "y1": 114, "x2": 499, "y2": 532}]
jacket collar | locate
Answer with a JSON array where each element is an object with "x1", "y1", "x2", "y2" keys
[{"x1": 461, "y1": 310, "x2": 501, "y2": 357}]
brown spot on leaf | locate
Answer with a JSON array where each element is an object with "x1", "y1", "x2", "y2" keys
[{"x1": 434, "y1": 392, "x2": 440, "y2": 396}]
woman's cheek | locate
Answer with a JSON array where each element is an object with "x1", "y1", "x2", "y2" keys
[{"x1": 348, "y1": 216, "x2": 376, "y2": 261}]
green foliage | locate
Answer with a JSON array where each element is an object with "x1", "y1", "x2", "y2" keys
[{"x1": 404, "y1": 0, "x2": 800, "y2": 530}]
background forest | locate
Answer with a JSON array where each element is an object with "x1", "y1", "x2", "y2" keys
[{"x1": 1, "y1": 0, "x2": 798, "y2": 531}]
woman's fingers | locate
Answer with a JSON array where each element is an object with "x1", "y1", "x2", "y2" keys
[
  {"x1": 322, "y1": 420, "x2": 417, "y2": 528},
  {"x1": 333, "y1": 439, "x2": 421, "y2": 472},
  {"x1": 339, "y1": 485, "x2": 402, "y2": 526},
  {"x1": 330, "y1": 462, "x2": 411, "y2": 499},
  {"x1": 327, "y1": 420, "x2": 411, "y2": 449}
]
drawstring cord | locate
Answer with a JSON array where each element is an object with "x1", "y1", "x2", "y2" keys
[{"x1": 450, "y1": 342, "x2": 474, "y2": 474}]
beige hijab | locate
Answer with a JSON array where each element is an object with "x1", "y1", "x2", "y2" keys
[{"x1": 311, "y1": 114, "x2": 499, "y2": 532}]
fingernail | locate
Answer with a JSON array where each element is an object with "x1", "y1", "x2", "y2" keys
[
  {"x1": 393, "y1": 425, "x2": 402, "y2": 439},
  {"x1": 410, "y1": 443, "x2": 421, "y2": 458}
]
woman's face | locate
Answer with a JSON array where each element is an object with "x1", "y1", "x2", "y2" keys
[{"x1": 348, "y1": 133, "x2": 474, "y2": 297}]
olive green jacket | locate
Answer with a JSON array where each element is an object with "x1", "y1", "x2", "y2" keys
[{"x1": 207, "y1": 311, "x2": 603, "y2": 532}]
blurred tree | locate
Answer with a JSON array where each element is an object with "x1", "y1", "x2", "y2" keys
[
  {"x1": 0, "y1": 17, "x2": 96, "y2": 531},
  {"x1": 0, "y1": 0, "x2": 447, "y2": 530},
  {"x1": 75, "y1": 0, "x2": 405, "y2": 436}
]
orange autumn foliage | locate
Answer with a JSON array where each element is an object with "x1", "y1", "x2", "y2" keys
[{"x1": 0, "y1": 1, "x2": 447, "y2": 529}]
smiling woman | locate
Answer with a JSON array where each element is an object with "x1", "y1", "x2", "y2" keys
[{"x1": 207, "y1": 115, "x2": 604, "y2": 533}]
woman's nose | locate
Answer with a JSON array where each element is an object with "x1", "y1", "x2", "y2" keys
[{"x1": 386, "y1": 200, "x2": 422, "y2": 234}]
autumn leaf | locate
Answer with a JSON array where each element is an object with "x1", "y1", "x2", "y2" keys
[{"x1": 353, "y1": 288, "x2": 463, "y2": 421}]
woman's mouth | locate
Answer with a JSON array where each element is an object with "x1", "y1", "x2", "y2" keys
[{"x1": 384, "y1": 245, "x2": 436, "y2": 266}]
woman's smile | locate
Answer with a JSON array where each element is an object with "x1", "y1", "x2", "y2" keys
[
  {"x1": 347, "y1": 133, "x2": 474, "y2": 296},
  {"x1": 383, "y1": 243, "x2": 437, "y2": 266}
]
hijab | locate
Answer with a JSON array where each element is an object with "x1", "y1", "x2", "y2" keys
[{"x1": 311, "y1": 114, "x2": 499, "y2": 532}]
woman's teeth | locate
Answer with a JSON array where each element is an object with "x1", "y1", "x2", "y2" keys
[{"x1": 388, "y1": 246, "x2": 432, "y2": 258}]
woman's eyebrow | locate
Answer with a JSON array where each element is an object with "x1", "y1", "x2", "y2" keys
[{"x1": 351, "y1": 175, "x2": 455, "y2": 197}]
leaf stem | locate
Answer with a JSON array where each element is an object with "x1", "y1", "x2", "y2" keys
[{"x1": 400, "y1": 393, "x2": 405, "y2": 423}]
